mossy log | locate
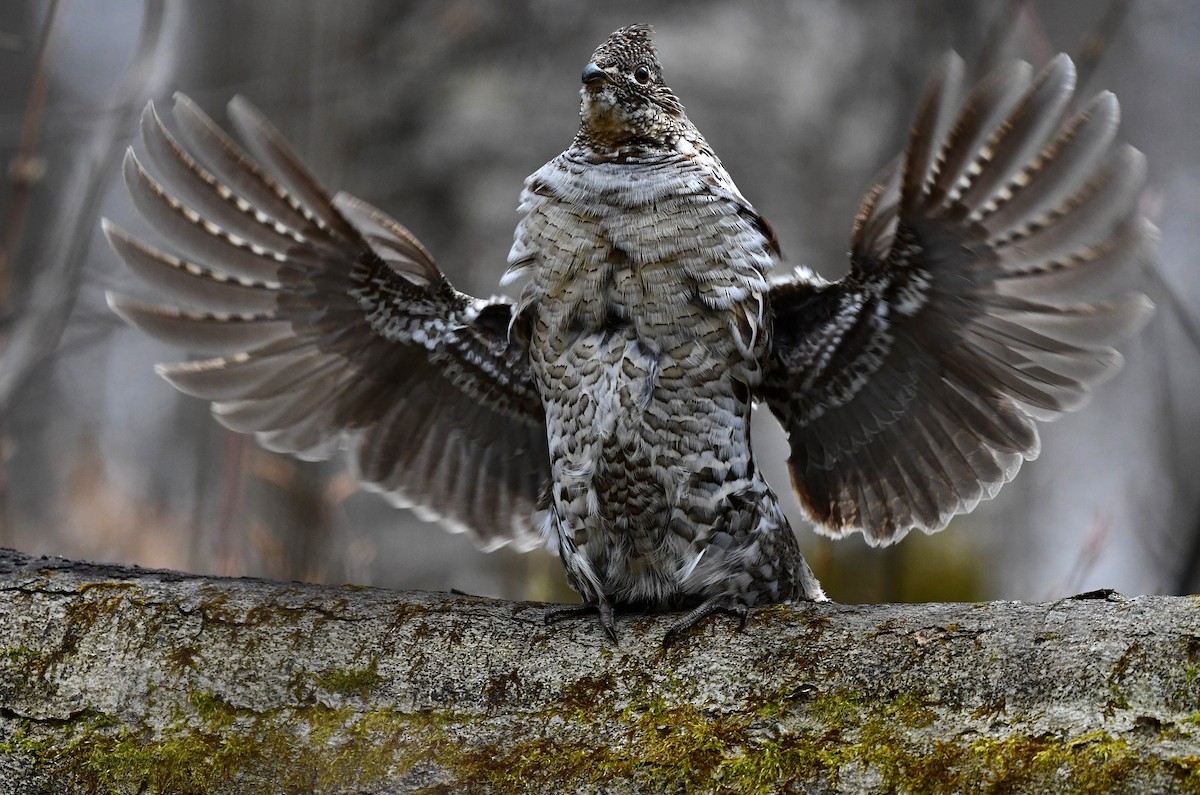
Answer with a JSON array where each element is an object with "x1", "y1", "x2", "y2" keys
[{"x1": 1, "y1": 548, "x2": 1199, "y2": 794}]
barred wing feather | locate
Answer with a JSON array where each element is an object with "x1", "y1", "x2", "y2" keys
[
  {"x1": 106, "y1": 95, "x2": 550, "y2": 551},
  {"x1": 763, "y1": 54, "x2": 1154, "y2": 544}
]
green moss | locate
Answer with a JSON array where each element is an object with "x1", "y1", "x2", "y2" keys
[
  {"x1": 437, "y1": 678, "x2": 1170, "y2": 795},
  {"x1": 11, "y1": 676, "x2": 1192, "y2": 795},
  {"x1": 0, "y1": 645, "x2": 33, "y2": 663},
  {"x1": 953, "y1": 731, "x2": 1137, "y2": 794},
  {"x1": 707, "y1": 706, "x2": 1140, "y2": 795},
  {"x1": 26, "y1": 692, "x2": 458, "y2": 795},
  {"x1": 1170, "y1": 756, "x2": 1200, "y2": 790},
  {"x1": 75, "y1": 582, "x2": 140, "y2": 596},
  {"x1": 4, "y1": 597, "x2": 1191, "y2": 795},
  {"x1": 1173, "y1": 637, "x2": 1200, "y2": 713},
  {"x1": 0, "y1": 720, "x2": 50, "y2": 757},
  {"x1": 454, "y1": 736, "x2": 625, "y2": 790},
  {"x1": 313, "y1": 662, "x2": 385, "y2": 700},
  {"x1": 624, "y1": 696, "x2": 750, "y2": 786},
  {"x1": 428, "y1": 682, "x2": 1150, "y2": 794},
  {"x1": 186, "y1": 692, "x2": 241, "y2": 728}
]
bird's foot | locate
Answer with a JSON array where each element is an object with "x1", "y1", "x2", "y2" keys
[
  {"x1": 662, "y1": 596, "x2": 749, "y2": 648},
  {"x1": 544, "y1": 598, "x2": 619, "y2": 643}
]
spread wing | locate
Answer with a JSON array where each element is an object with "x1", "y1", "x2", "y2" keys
[
  {"x1": 761, "y1": 54, "x2": 1155, "y2": 544},
  {"x1": 106, "y1": 95, "x2": 550, "y2": 551}
]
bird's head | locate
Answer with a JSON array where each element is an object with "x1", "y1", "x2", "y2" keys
[{"x1": 575, "y1": 24, "x2": 691, "y2": 154}]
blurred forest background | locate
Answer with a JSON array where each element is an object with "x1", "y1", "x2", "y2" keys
[{"x1": 0, "y1": 0, "x2": 1197, "y2": 605}]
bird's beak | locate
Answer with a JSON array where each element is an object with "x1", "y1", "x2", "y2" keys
[{"x1": 581, "y1": 62, "x2": 607, "y2": 86}]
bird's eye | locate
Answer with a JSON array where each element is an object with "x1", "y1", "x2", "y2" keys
[{"x1": 633, "y1": 65, "x2": 652, "y2": 85}]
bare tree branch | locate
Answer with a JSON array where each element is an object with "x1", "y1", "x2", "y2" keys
[
  {"x1": 1074, "y1": 0, "x2": 1136, "y2": 95},
  {"x1": 0, "y1": 0, "x2": 166, "y2": 413},
  {"x1": 0, "y1": 0, "x2": 65, "y2": 309}
]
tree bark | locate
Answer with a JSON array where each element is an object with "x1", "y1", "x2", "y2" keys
[{"x1": 0, "y1": 548, "x2": 1197, "y2": 794}]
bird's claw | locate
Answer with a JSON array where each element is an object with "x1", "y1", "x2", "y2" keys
[
  {"x1": 544, "y1": 599, "x2": 619, "y2": 643},
  {"x1": 662, "y1": 597, "x2": 749, "y2": 648}
]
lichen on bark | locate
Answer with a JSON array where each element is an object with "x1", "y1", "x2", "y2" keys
[{"x1": 1, "y1": 549, "x2": 1199, "y2": 794}]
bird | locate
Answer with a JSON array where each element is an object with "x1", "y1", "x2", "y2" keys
[{"x1": 106, "y1": 24, "x2": 1154, "y2": 644}]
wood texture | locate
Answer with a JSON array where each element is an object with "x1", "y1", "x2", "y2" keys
[{"x1": 0, "y1": 548, "x2": 1198, "y2": 793}]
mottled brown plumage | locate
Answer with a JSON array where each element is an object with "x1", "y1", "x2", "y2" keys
[{"x1": 107, "y1": 25, "x2": 1153, "y2": 644}]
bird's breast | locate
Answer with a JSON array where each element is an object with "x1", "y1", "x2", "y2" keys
[{"x1": 509, "y1": 151, "x2": 776, "y2": 358}]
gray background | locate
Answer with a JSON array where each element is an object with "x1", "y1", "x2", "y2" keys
[{"x1": 0, "y1": 0, "x2": 1196, "y2": 605}]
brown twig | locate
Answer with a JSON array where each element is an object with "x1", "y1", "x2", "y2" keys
[
  {"x1": 976, "y1": 0, "x2": 1029, "y2": 77},
  {"x1": 0, "y1": 0, "x2": 166, "y2": 412},
  {"x1": 215, "y1": 432, "x2": 247, "y2": 577},
  {"x1": 0, "y1": 0, "x2": 65, "y2": 312},
  {"x1": 1074, "y1": 0, "x2": 1136, "y2": 96},
  {"x1": 0, "y1": 1, "x2": 166, "y2": 545},
  {"x1": 0, "y1": 0, "x2": 66, "y2": 546}
]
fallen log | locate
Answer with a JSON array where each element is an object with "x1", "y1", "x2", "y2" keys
[{"x1": 0, "y1": 548, "x2": 1197, "y2": 793}]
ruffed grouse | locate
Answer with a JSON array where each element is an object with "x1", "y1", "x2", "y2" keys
[{"x1": 107, "y1": 25, "x2": 1153, "y2": 643}]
